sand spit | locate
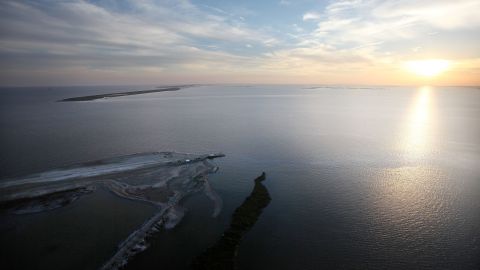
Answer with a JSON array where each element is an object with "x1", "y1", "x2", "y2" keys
[{"x1": 58, "y1": 85, "x2": 196, "y2": 102}]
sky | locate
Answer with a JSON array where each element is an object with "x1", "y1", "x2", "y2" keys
[{"x1": 0, "y1": 0, "x2": 479, "y2": 86}]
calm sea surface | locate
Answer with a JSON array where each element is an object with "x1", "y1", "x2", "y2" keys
[{"x1": 0, "y1": 85, "x2": 479, "y2": 269}]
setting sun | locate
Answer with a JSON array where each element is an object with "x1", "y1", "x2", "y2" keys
[{"x1": 405, "y1": 59, "x2": 450, "y2": 77}]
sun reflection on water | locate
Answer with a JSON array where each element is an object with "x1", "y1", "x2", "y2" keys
[
  {"x1": 372, "y1": 87, "x2": 440, "y2": 231},
  {"x1": 403, "y1": 86, "x2": 434, "y2": 161}
]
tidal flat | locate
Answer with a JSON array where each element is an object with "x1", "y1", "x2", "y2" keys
[{"x1": 0, "y1": 151, "x2": 225, "y2": 269}]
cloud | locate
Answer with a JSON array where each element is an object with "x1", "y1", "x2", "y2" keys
[
  {"x1": 292, "y1": 0, "x2": 480, "y2": 62},
  {"x1": 373, "y1": 0, "x2": 480, "y2": 30},
  {"x1": 305, "y1": 0, "x2": 480, "y2": 45},
  {"x1": 0, "y1": 0, "x2": 270, "y2": 74},
  {"x1": 302, "y1": 12, "x2": 321, "y2": 21},
  {"x1": 258, "y1": 0, "x2": 480, "y2": 84}
]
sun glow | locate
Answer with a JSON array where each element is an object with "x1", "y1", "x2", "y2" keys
[{"x1": 405, "y1": 59, "x2": 450, "y2": 77}]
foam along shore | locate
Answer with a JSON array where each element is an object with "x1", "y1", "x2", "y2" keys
[
  {"x1": 57, "y1": 85, "x2": 196, "y2": 102},
  {"x1": 0, "y1": 152, "x2": 225, "y2": 269},
  {"x1": 192, "y1": 172, "x2": 271, "y2": 270}
]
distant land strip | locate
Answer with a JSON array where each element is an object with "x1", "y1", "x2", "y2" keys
[{"x1": 58, "y1": 85, "x2": 196, "y2": 102}]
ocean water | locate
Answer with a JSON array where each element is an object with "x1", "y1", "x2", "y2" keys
[{"x1": 0, "y1": 85, "x2": 479, "y2": 269}]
